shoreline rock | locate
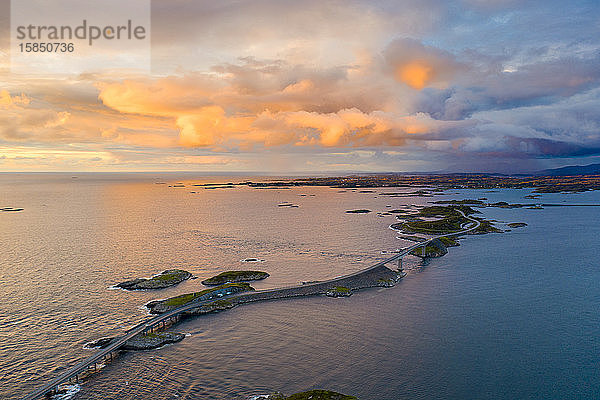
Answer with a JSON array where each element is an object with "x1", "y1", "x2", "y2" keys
[
  {"x1": 267, "y1": 390, "x2": 357, "y2": 400},
  {"x1": 1, "y1": 207, "x2": 24, "y2": 212},
  {"x1": 116, "y1": 269, "x2": 192, "y2": 290},
  {"x1": 122, "y1": 332, "x2": 185, "y2": 350},
  {"x1": 184, "y1": 299, "x2": 236, "y2": 316},
  {"x1": 326, "y1": 286, "x2": 352, "y2": 297},
  {"x1": 85, "y1": 331, "x2": 185, "y2": 351},
  {"x1": 410, "y1": 238, "x2": 448, "y2": 258},
  {"x1": 345, "y1": 209, "x2": 371, "y2": 214},
  {"x1": 84, "y1": 337, "x2": 115, "y2": 349},
  {"x1": 202, "y1": 270, "x2": 269, "y2": 286},
  {"x1": 507, "y1": 222, "x2": 528, "y2": 228}
]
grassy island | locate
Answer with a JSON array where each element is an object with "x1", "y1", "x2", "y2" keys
[
  {"x1": 392, "y1": 205, "x2": 479, "y2": 234},
  {"x1": 146, "y1": 282, "x2": 254, "y2": 314},
  {"x1": 345, "y1": 209, "x2": 371, "y2": 214},
  {"x1": 391, "y1": 205, "x2": 502, "y2": 236},
  {"x1": 202, "y1": 270, "x2": 269, "y2": 286},
  {"x1": 471, "y1": 219, "x2": 503, "y2": 234},
  {"x1": 116, "y1": 269, "x2": 192, "y2": 290}
]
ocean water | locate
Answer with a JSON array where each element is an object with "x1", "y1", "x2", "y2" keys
[{"x1": 1, "y1": 173, "x2": 599, "y2": 400}]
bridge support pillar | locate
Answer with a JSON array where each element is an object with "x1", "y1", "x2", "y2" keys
[
  {"x1": 397, "y1": 257, "x2": 403, "y2": 272},
  {"x1": 422, "y1": 245, "x2": 426, "y2": 257}
]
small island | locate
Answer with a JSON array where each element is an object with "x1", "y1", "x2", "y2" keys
[
  {"x1": 507, "y1": 222, "x2": 528, "y2": 228},
  {"x1": 86, "y1": 332, "x2": 185, "y2": 351},
  {"x1": 115, "y1": 269, "x2": 192, "y2": 290},
  {"x1": 202, "y1": 270, "x2": 270, "y2": 286},
  {"x1": 345, "y1": 209, "x2": 371, "y2": 214},
  {"x1": 391, "y1": 205, "x2": 502, "y2": 235},
  {"x1": 278, "y1": 202, "x2": 300, "y2": 208},
  {"x1": 267, "y1": 390, "x2": 357, "y2": 400},
  {"x1": 1, "y1": 207, "x2": 24, "y2": 212}
]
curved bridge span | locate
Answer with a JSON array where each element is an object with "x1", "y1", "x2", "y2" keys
[{"x1": 23, "y1": 211, "x2": 479, "y2": 400}]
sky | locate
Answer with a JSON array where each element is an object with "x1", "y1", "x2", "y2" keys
[{"x1": 1, "y1": 0, "x2": 599, "y2": 173}]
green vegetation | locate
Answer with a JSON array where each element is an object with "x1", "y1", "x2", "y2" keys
[
  {"x1": 202, "y1": 270, "x2": 269, "y2": 286},
  {"x1": 186, "y1": 299, "x2": 236, "y2": 316},
  {"x1": 438, "y1": 236, "x2": 460, "y2": 247},
  {"x1": 334, "y1": 286, "x2": 351, "y2": 293},
  {"x1": 398, "y1": 217, "x2": 464, "y2": 234},
  {"x1": 164, "y1": 283, "x2": 252, "y2": 306},
  {"x1": 345, "y1": 209, "x2": 371, "y2": 214},
  {"x1": 470, "y1": 219, "x2": 503, "y2": 234},
  {"x1": 146, "y1": 282, "x2": 254, "y2": 314},
  {"x1": 394, "y1": 207, "x2": 468, "y2": 234},
  {"x1": 410, "y1": 243, "x2": 448, "y2": 258},
  {"x1": 416, "y1": 205, "x2": 478, "y2": 217},
  {"x1": 116, "y1": 269, "x2": 192, "y2": 290},
  {"x1": 209, "y1": 299, "x2": 233, "y2": 307},
  {"x1": 391, "y1": 205, "x2": 501, "y2": 236},
  {"x1": 153, "y1": 270, "x2": 189, "y2": 283},
  {"x1": 326, "y1": 286, "x2": 352, "y2": 297},
  {"x1": 377, "y1": 278, "x2": 397, "y2": 287}
]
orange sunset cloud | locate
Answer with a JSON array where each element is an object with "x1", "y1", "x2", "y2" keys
[
  {"x1": 97, "y1": 73, "x2": 450, "y2": 149},
  {"x1": 397, "y1": 61, "x2": 433, "y2": 90}
]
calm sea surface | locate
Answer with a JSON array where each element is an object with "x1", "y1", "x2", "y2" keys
[{"x1": 1, "y1": 173, "x2": 599, "y2": 400}]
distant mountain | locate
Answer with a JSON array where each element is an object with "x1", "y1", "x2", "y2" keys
[{"x1": 537, "y1": 163, "x2": 600, "y2": 176}]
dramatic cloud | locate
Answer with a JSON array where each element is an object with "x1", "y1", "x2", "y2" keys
[
  {"x1": 384, "y1": 38, "x2": 466, "y2": 89},
  {"x1": 96, "y1": 62, "x2": 474, "y2": 150},
  {"x1": 0, "y1": 90, "x2": 30, "y2": 107},
  {"x1": 1, "y1": 0, "x2": 600, "y2": 172}
]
